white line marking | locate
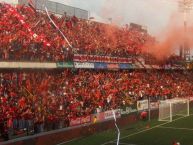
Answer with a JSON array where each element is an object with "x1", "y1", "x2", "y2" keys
[
  {"x1": 117, "y1": 143, "x2": 137, "y2": 145},
  {"x1": 113, "y1": 142, "x2": 137, "y2": 145},
  {"x1": 112, "y1": 109, "x2": 120, "y2": 145},
  {"x1": 158, "y1": 126, "x2": 193, "y2": 131},
  {"x1": 101, "y1": 114, "x2": 193, "y2": 145},
  {"x1": 56, "y1": 137, "x2": 81, "y2": 145}
]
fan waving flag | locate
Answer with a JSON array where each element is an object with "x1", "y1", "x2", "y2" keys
[{"x1": 5, "y1": 4, "x2": 51, "y2": 48}]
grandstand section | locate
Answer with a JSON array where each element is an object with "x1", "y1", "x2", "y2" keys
[{"x1": 0, "y1": 2, "x2": 153, "y2": 62}]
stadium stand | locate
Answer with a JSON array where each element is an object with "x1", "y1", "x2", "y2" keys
[
  {"x1": 0, "y1": 2, "x2": 192, "y2": 143},
  {"x1": 0, "y1": 70, "x2": 192, "y2": 141},
  {"x1": 0, "y1": 3, "x2": 152, "y2": 62}
]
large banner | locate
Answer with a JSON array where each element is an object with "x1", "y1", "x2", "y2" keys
[
  {"x1": 137, "y1": 100, "x2": 148, "y2": 111},
  {"x1": 74, "y1": 62, "x2": 94, "y2": 68},
  {"x1": 74, "y1": 54, "x2": 132, "y2": 63}
]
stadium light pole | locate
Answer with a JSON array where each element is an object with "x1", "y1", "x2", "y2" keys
[{"x1": 179, "y1": 0, "x2": 193, "y2": 61}]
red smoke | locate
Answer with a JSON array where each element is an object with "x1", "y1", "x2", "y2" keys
[
  {"x1": 143, "y1": 25, "x2": 184, "y2": 59},
  {"x1": 143, "y1": 12, "x2": 193, "y2": 60},
  {"x1": 99, "y1": 1, "x2": 193, "y2": 60}
]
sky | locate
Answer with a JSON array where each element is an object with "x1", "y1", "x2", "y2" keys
[{"x1": 51, "y1": 0, "x2": 182, "y2": 35}]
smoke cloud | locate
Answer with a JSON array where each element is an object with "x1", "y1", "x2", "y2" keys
[
  {"x1": 53, "y1": 0, "x2": 193, "y2": 59},
  {"x1": 144, "y1": 12, "x2": 193, "y2": 59},
  {"x1": 100, "y1": 0, "x2": 190, "y2": 59}
]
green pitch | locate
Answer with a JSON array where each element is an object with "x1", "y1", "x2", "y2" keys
[{"x1": 62, "y1": 108, "x2": 193, "y2": 145}]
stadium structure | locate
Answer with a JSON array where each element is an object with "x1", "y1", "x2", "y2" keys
[{"x1": 0, "y1": 0, "x2": 193, "y2": 145}]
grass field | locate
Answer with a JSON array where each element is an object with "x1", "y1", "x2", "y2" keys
[{"x1": 61, "y1": 107, "x2": 193, "y2": 145}]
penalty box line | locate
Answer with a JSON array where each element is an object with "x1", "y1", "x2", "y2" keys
[{"x1": 101, "y1": 114, "x2": 193, "y2": 145}]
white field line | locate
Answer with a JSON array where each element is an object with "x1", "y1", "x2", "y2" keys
[
  {"x1": 113, "y1": 142, "x2": 137, "y2": 145},
  {"x1": 101, "y1": 114, "x2": 193, "y2": 145},
  {"x1": 158, "y1": 126, "x2": 193, "y2": 131},
  {"x1": 56, "y1": 137, "x2": 81, "y2": 145},
  {"x1": 112, "y1": 142, "x2": 137, "y2": 145}
]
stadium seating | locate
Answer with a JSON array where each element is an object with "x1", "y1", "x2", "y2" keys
[
  {"x1": 0, "y1": 3, "x2": 152, "y2": 62},
  {"x1": 0, "y1": 2, "x2": 192, "y2": 142},
  {"x1": 0, "y1": 70, "x2": 192, "y2": 140}
]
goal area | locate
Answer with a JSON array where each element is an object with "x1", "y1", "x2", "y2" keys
[{"x1": 158, "y1": 98, "x2": 189, "y2": 122}]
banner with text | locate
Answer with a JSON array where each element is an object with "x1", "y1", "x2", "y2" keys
[
  {"x1": 107, "y1": 64, "x2": 119, "y2": 69},
  {"x1": 137, "y1": 100, "x2": 148, "y2": 111},
  {"x1": 91, "y1": 109, "x2": 121, "y2": 123},
  {"x1": 74, "y1": 54, "x2": 132, "y2": 63},
  {"x1": 94, "y1": 63, "x2": 107, "y2": 69},
  {"x1": 119, "y1": 63, "x2": 134, "y2": 69},
  {"x1": 70, "y1": 115, "x2": 91, "y2": 126},
  {"x1": 56, "y1": 62, "x2": 74, "y2": 68},
  {"x1": 104, "y1": 109, "x2": 121, "y2": 120},
  {"x1": 150, "y1": 102, "x2": 159, "y2": 109},
  {"x1": 70, "y1": 117, "x2": 81, "y2": 126},
  {"x1": 74, "y1": 62, "x2": 94, "y2": 69},
  {"x1": 91, "y1": 112, "x2": 105, "y2": 123}
]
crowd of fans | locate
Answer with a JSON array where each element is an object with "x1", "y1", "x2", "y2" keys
[
  {"x1": 0, "y1": 2, "x2": 192, "y2": 142},
  {"x1": 0, "y1": 69, "x2": 192, "y2": 140},
  {"x1": 0, "y1": 3, "x2": 152, "y2": 62}
]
